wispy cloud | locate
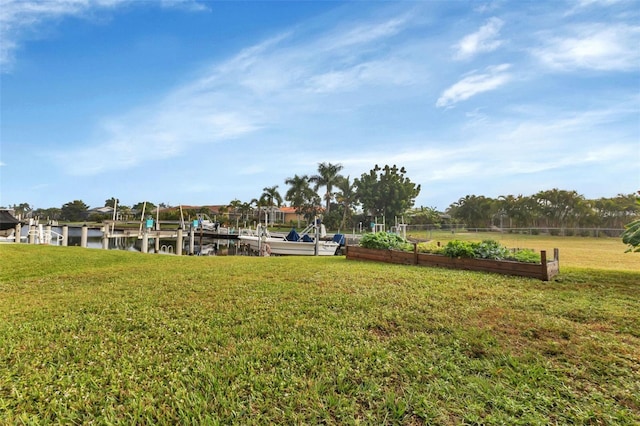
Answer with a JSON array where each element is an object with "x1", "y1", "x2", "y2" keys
[
  {"x1": 564, "y1": 0, "x2": 625, "y2": 16},
  {"x1": 454, "y1": 17, "x2": 504, "y2": 60},
  {"x1": 160, "y1": 0, "x2": 209, "y2": 12},
  {"x1": 0, "y1": 0, "x2": 207, "y2": 71},
  {"x1": 436, "y1": 64, "x2": 511, "y2": 108},
  {"x1": 55, "y1": 10, "x2": 425, "y2": 175},
  {"x1": 532, "y1": 24, "x2": 640, "y2": 71},
  {"x1": 318, "y1": 14, "x2": 413, "y2": 52},
  {"x1": 306, "y1": 58, "x2": 417, "y2": 93}
]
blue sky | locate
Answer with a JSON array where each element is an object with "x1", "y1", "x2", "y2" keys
[{"x1": 1, "y1": 0, "x2": 639, "y2": 212}]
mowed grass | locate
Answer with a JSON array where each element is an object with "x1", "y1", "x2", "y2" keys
[{"x1": 1, "y1": 243, "x2": 639, "y2": 425}]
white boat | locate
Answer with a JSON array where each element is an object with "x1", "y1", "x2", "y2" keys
[{"x1": 238, "y1": 223, "x2": 343, "y2": 256}]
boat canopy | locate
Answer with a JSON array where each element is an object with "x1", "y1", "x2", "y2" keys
[{"x1": 0, "y1": 210, "x2": 19, "y2": 231}]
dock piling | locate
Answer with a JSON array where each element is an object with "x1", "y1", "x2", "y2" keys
[
  {"x1": 176, "y1": 228, "x2": 183, "y2": 256},
  {"x1": 142, "y1": 228, "x2": 149, "y2": 253},
  {"x1": 81, "y1": 225, "x2": 88, "y2": 248},
  {"x1": 189, "y1": 226, "x2": 195, "y2": 255},
  {"x1": 62, "y1": 225, "x2": 68, "y2": 246},
  {"x1": 102, "y1": 225, "x2": 109, "y2": 249}
]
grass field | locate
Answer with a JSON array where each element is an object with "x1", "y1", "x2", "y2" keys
[{"x1": 1, "y1": 239, "x2": 639, "y2": 424}]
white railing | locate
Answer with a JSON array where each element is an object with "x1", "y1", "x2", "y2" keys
[{"x1": 28, "y1": 225, "x2": 64, "y2": 245}]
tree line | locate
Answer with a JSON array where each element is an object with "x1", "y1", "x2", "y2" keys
[
  {"x1": 4, "y1": 163, "x2": 421, "y2": 231},
  {"x1": 5, "y1": 166, "x2": 638, "y2": 233},
  {"x1": 446, "y1": 190, "x2": 639, "y2": 234}
]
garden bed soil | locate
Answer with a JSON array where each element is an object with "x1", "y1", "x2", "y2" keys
[{"x1": 345, "y1": 245, "x2": 559, "y2": 281}]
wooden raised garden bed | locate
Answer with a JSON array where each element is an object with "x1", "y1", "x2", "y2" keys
[{"x1": 345, "y1": 245, "x2": 559, "y2": 281}]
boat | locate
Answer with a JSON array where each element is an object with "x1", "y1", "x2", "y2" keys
[{"x1": 238, "y1": 222, "x2": 344, "y2": 256}]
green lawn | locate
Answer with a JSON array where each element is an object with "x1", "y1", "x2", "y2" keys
[{"x1": 1, "y1": 244, "x2": 638, "y2": 424}]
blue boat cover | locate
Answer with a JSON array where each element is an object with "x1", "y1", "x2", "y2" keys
[
  {"x1": 286, "y1": 229, "x2": 300, "y2": 241},
  {"x1": 302, "y1": 234, "x2": 314, "y2": 242},
  {"x1": 332, "y1": 234, "x2": 345, "y2": 245}
]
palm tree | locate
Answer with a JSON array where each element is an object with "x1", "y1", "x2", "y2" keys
[
  {"x1": 259, "y1": 185, "x2": 283, "y2": 226},
  {"x1": 309, "y1": 162, "x2": 343, "y2": 214},
  {"x1": 228, "y1": 199, "x2": 243, "y2": 225},
  {"x1": 335, "y1": 176, "x2": 358, "y2": 230},
  {"x1": 285, "y1": 175, "x2": 314, "y2": 227}
]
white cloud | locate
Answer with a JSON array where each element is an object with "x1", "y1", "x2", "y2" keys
[
  {"x1": 533, "y1": 24, "x2": 640, "y2": 71},
  {"x1": 454, "y1": 17, "x2": 504, "y2": 60},
  {"x1": 436, "y1": 64, "x2": 511, "y2": 108}
]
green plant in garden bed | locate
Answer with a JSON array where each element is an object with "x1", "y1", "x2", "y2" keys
[
  {"x1": 508, "y1": 248, "x2": 541, "y2": 263},
  {"x1": 445, "y1": 240, "x2": 539, "y2": 263},
  {"x1": 413, "y1": 239, "x2": 542, "y2": 263},
  {"x1": 359, "y1": 232, "x2": 413, "y2": 251}
]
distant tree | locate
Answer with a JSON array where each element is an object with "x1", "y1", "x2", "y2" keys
[
  {"x1": 117, "y1": 205, "x2": 132, "y2": 221},
  {"x1": 285, "y1": 175, "x2": 312, "y2": 211},
  {"x1": 238, "y1": 202, "x2": 254, "y2": 225},
  {"x1": 132, "y1": 202, "x2": 156, "y2": 218},
  {"x1": 259, "y1": 186, "x2": 283, "y2": 225},
  {"x1": 285, "y1": 175, "x2": 320, "y2": 226},
  {"x1": 593, "y1": 194, "x2": 639, "y2": 229},
  {"x1": 534, "y1": 189, "x2": 587, "y2": 230},
  {"x1": 104, "y1": 197, "x2": 119, "y2": 208},
  {"x1": 355, "y1": 164, "x2": 421, "y2": 220},
  {"x1": 32, "y1": 207, "x2": 61, "y2": 221},
  {"x1": 227, "y1": 199, "x2": 243, "y2": 224},
  {"x1": 60, "y1": 200, "x2": 89, "y2": 222},
  {"x1": 310, "y1": 162, "x2": 344, "y2": 214},
  {"x1": 408, "y1": 206, "x2": 441, "y2": 225},
  {"x1": 447, "y1": 195, "x2": 494, "y2": 229},
  {"x1": 11, "y1": 203, "x2": 32, "y2": 218},
  {"x1": 335, "y1": 176, "x2": 358, "y2": 230}
]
